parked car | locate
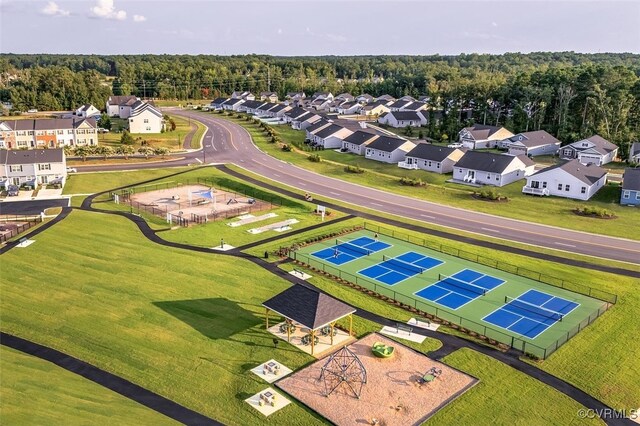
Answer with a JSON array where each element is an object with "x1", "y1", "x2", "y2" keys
[
  {"x1": 7, "y1": 185, "x2": 19, "y2": 196},
  {"x1": 66, "y1": 167, "x2": 77, "y2": 173},
  {"x1": 27, "y1": 109, "x2": 38, "y2": 113},
  {"x1": 97, "y1": 128, "x2": 110, "y2": 133},
  {"x1": 447, "y1": 142, "x2": 463, "y2": 148}
]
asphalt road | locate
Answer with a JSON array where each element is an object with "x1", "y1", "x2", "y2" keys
[
  {"x1": 79, "y1": 110, "x2": 640, "y2": 265},
  {"x1": 0, "y1": 198, "x2": 70, "y2": 215}
]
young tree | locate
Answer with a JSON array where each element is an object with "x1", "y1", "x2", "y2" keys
[
  {"x1": 120, "y1": 130, "x2": 134, "y2": 145},
  {"x1": 97, "y1": 113, "x2": 111, "y2": 130},
  {"x1": 405, "y1": 125, "x2": 414, "y2": 136},
  {"x1": 153, "y1": 147, "x2": 169, "y2": 157},
  {"x1": 116, "y1": 145, "x2": 135, "y2": 159},
  {"x1": 138, "y1": 146, "x2": 153, "y2": 159}
]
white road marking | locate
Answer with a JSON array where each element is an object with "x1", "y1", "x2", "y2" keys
[
  {"x1": 330, "y1": 192, "x2": 341, "y2": 196},
  {"x1": 370, "y1": 202, "x2": 383, "y2": 207},
  {"x1": 420, "y1": 214, "x2": 436, "y2": 219},
  {"x1": 195, "y1": 158, "x2": 202, "y2": 163},
  {"x1": 299, "y1": 182, "x2": 306, "y2": 186},
  {"x1": 555, "y1": 242, "x2": 576, "y2": 248},
  {"x1": 273, "y1": 173, "x2": 281, "y2": 177},
  {"x1": 481, "y1": 227, "x2": 501, "y2": 233}
]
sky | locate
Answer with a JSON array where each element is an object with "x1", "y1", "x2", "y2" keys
[{"x1": 0, "y1": 0, "x2": 638, "y2": 55}]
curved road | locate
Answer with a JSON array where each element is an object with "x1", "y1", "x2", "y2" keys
[{"x1": 79, "y1": 110, "x2": 640, "y2": 265}]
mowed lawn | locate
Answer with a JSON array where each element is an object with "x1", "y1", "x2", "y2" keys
[
  {"x1": 216, "y1": 114, "x2": 637, "y2": 239},
  {"x1": 0, "y1": 347, "x2": 176, "y2": 426},
  {"x1": 0, "y1": 210, "x2": 325, "y2": 426}
]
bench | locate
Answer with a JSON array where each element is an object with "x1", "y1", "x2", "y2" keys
[
  {"x1": 396, "y1": 323, "x2": 413, "y2": 336},
  {"x1": 18, "y1": 237, "x2": 27, "y2": 244}
]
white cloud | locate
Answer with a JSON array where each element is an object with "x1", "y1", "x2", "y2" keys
[
  {"x1": 90, "y1": 0, "x2": 126, "y2": 21},
  {"x1": 277, "y1": 28, "x2": 283, "y2": 35},
  {"x1": 491, "y1": 21, "x2": 498, "y2": 27},
  {"x1": 41, "y1": 1, "x2": 70, "y2": 17},
  {"x1": 133, "y1": 14, "x2": 146, "y2": 23}
]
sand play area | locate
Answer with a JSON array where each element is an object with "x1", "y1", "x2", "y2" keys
[
  {"x1": 277, "y1": 333, "x2": 477, "y2": 426},
  {"x1": 127, "y1": 184, "x2": 272, "y2": 222}
]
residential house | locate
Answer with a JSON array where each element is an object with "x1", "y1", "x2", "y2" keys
[
  {"x1": 337, "y1": 101, "x2": 361, "y2": 115},
  {"x1": 106, "y1": 95, "x2": 141, "y2": 118},
  {"x1": 341, "y1": 131, "x2": 379, "y2": 155},
  {"x1": 238, "y1": 100, "x2": 266, "y2": 114},
  {"x1": 210, "y1": 97, "x2": 229, "y2": 110},
  {"x1": 399, "y1": 95, "x2": 416, "y2": 102},
  {"x1": 335, "y1": 93, "x2": 355, "y2": 102},
  {"x1": 284, "y1": 107, "x2": 309, "y2": 123},
  {"x1": 231, "y1": 91, "x2": 255, "y2": 100},
  {"x1": 310, "y1": 124, "x2": 353, "y2": 149},
  {"x1": 621, "y1": 168, "x2": 640, "y2": 205},
  {"x1": 128, "y1": 103, "x2": 164, "y2": 134},
  {"x1": 259, "y1": 92, "x2": 279, "y2": 102},
  {"x1": 263, "y1": 104, "x2": 291, "y2": 118},
  {"x1": 378, "y1": 111, "x2": 426, "y2": 128},
  {"x1": 522, "y1": 159, "x2": 607, "y2": 200},
  {"x1": 365, "y1": 136, "x2": 416, "y2": 164},
  {"x1": 559, "y1": 135, "x2": 619, "y2": 166},
  {"x1": 255, "y1": 102, "x2": 279, "y2": 116},
  {"x1": 356, "y1": 94, "x2": 374, "y2": 104},
  {"x1": 0, "y1": 118, "x2": 97, "y2": 149},
  {"x1": 418, "y1": 96, "x2": 431, "y2": 103},
  {"x1": 502, "y1": 130, "x2": 561, "y2": 157},
  {"x1": 286, "y1": 92, "x2": 306, "y2": 101},
  {"x1": 360, "y1": 101, "x2": 390, "y2": 116},
  {"x1": 402, "y1": 101, "x2": 427, "y2": 111},
  {"x1": 458, "y1": 124, "x2": 515, "y2": 149},
  {"x1": 305, "y1": 119, "x2": 332, "y2": 140},
  {"x1": 310, "y1": 97, "x2": 333, "y2": 111},
  {"x1": 0, "y1": 148, "x2": 67, "y2": 188},
  {"x1": 222, "y1": 98, "x2": 245, "y2": 111},
  {"x1": 453, "y1": 151, "x2": 535, "y2": 186},
  {"x1": 375, "y1": 94, "x2": 395, "y2": 103},
  {"x1": 292, "y1": 112, "x2": 322, "y2": 130},
  {"x1": 388, "y1": 99, "x2": 413, "y2": 111},
  {"x1": 629, "y1": 142, "x2": 640, "y2": 163},
  {"x1": 312, "y1": 92, "x2": 334, "y2": 101},
  {"x1": 75, "y1": 104, "x2": 101, "y2": 119},
  {"x1": 399, "y1": 143, "x2": 465, "y2": 173}
]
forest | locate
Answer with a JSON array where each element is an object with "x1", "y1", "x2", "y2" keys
[{"x1": 1, "y1": 52, "x2": 639, "y2": 157}]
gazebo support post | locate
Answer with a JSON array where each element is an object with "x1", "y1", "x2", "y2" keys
[
  {"x1": 311, "y1": 329, "x2": 316, "y2": 355},
  {"x1": 287, "y1": 319, "x2": 291, "y2": 342},
  {"x1": 330, "y1": 321, "x2": 335, "y2": 345},
  {"x1": 265, "y1": 308, "x2": 270, "y2": 329},
  {"x1": 349, "y1": 314, "x2": 353, "y2": 336}
]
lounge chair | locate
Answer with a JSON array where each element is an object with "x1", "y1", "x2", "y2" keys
[
  {"x1": 372, "y1": 342, "x2": 395, "y2": 358},
  {"x1": 419, "y1": 367, "x2": 442, "y2": 384}
]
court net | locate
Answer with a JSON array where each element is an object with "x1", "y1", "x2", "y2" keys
[
  {"x1": 504, "y1": 296, "x2": 563, "y2": 322},
  {"x1": 438, "y1": 273, "x2": 487, "y2": 296},
  {"x1": 335, "y1": 239, "x2": 372, "y2": 256},
  {"x1": 383, "y1": 255, "x2": 425, "y2": 274}
]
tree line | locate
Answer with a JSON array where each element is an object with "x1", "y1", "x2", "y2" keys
[{"x1": 1, "y1": 53, "x2": 639, "y2": 157}]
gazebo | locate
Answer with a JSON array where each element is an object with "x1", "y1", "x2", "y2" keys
[{"x1": 263, "y1": 285, "x2": 356, "y2": 355}]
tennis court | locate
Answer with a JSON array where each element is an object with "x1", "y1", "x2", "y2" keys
[
  {"x1": 415, "y1": 269, "x2": 505, "y2": 309},
  {"x1": 358, "y1": 251, "x2": 443, "y2": 285},
  {"x1": 293, "y1": 229, "x2": 610, "y2": 358},
  {"x1": 483, "y1": 290, "x2": 579, "y2": 339},
  {"x1": 311, "y1": 236, "x2": 391, "y2": 265}
]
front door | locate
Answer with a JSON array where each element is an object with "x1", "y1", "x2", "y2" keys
[{"x1": 469, "y1": 170, "x2": 476, "y2": 179}]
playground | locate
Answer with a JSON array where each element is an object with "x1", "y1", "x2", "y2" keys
[
  {"x1": 126, "y1": 184, "x2": 272, "y2": 224},
  {"x1": 277, "y1": 333, "x2": 477, "y2": 426}
]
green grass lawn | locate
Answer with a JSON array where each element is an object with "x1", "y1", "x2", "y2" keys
[
  {"x1": 428, "y1": 348, "x2": 604, "y2": 426},
  {"x1": 215, "y1": 114, "x2": 637, "y2": 239},
  {"x1": 0, "y1": 347, "x2": 176, "y2": 426}
]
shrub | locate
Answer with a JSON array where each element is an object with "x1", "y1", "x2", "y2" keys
[
  {"x1": 574, "y1": 205, "x2": 615, "y2": 218},
  {"x1": 269, "y1": 136, "x2": 279, "y2": 144},
  {"x1": 120, "y1": 130, "x2": 134, "y2": 145},
  {"x1": 308, "y1": 153, "x2": 322, "y2": 162},
  {"x1": 344, "y1": 165, "x2": 365, "y2": 174},
  {"x1": 474, "y1": 188, "x2": 508, "y2": 201},
  {"x1": 281, "y1": 144, "x2": 292, "y2": 152},
  {"x1": 399, "y1": 176, "x2": 426, "y2": 186}
]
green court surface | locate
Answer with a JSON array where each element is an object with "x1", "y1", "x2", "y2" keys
[{"x1": 293, "y1": 229, "x2": 608, "y2": 359}]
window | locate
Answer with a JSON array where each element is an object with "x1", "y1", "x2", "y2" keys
[
  {"x1": 563, "y1": 149, "x2": 572, "y2": 156},
  {"x1": 623, "y1": 191, "x2": 630, "y2": 199},
  {"x1": 428, "y1": 161, "x2": 432, "y2": 167},
  {"x1": 9, "y1": 165, "x2": 23, "y2": 172},
  {"x1": 542, "y1": 182, "x2": 547, "y2": 188},
  {"x1": 146, "y1": 126, "x2": 151, "y2": 131},
  {"x1": 531, "y1": 181, "x2": 540, "y2": 189},
  {"x1": 636, "y1": 192, "x2": 640, "y2": 200},
  {"x1": 581, "y1": 187, "x2": 586, "y2": 194},
  {"x1": 38, "y1": 163, "x2": 51, "y2": 171},
  {"x1": 144, "y1": 119, "x2": 149, "y2": 123},
  {"x1": 436, "y1": 162, "x2": 440, "y2": 169},
  {"x1": 424, "y1": 160, "x2": 427, "y2": 166},
  {"x1": 557, "y1": 183, "x2": 563, "y2": 191},
  {"x1": 565, "y1": 184, "x2": 570, "y2": 191}
]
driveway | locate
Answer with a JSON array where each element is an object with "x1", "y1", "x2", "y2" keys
[{"x1": 0, "y1": 198, "x2": 70, "y2": 215}]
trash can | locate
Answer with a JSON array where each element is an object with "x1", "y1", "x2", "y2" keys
[{"x1": 264, "y1": 251, "x2": 269, "y2": 259}]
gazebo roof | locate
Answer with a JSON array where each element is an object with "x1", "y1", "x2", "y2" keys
[{"x1": 262, "y1": 285, "x2": 356, "y2": 330}]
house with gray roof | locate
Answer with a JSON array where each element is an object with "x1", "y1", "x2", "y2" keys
[
  {"x1": 106, "y1": 95, "x2": 141, "y2": 118},
  {"x1": 620, "y1": 168, "x2": 640, "y2": 206},
  {"x1": 341, "y1": 131, "x2": 379, "y2": 155},
  {"x1": 222, "y1": 98, "x2": 245, "y2": 111},
  {"x1": 128, "y1": 102, "x2": 164, "y2": 134},
  {"x1": 309, "y1": 124, "x2": 353, "y2": 149},
  {"x1": 305, "y1": 119, "x2": 332, "y2": 139},
  {"x1": 378, "y1": 111, "x2": 426, "y2": 128},
  {"x1": 402, "y1": 101, "x2": 427, "y2": 111},
  {"x1": 502, "y1": 130, "x2": 561, "y2": 157},
  {"x1": 365, "y1": 136, "x2": 415, "y2": 164},
  {"x1": 629, "y1": 142, "x2": 640, "y2": 163},
  {"x1": 231, "y1": 91, "x2": 255, "y2": 101},
  {"x1": 291, "y1": 111, "x2": 322, "y2": 130},
  {"x1": 559, "y1": 135, "x2": 618, "y2": 166},
  {"x1": 75, "y1": 104, "x2": 101, "y2": 119},
  {"x1": 388, "y1": 100, "x2": 413, "y2": 111},
  {"x1": 0, "y1": 148, "x2": 67, "y2": 188},
  {"x1": 453, "y1": 151, "x2": 535, "y2": 186},
  {"x1": 0, "y1": 118, "x2": 97, "y2": 149},
  {"x1": 210, "y1": 97, "x2": 229, "y2": 110},
  {"x1": 400, "y1": 143, "x2": 465, "y2": 173},
  {"x1": 259, "y1": 92, "x2": 278, "y2": 103},
  {"x1": 238, "y1": 100, "x2": 266, "y2": 114},
  {"x1": 523, "y1": 159, "x2": 607, "y2": 200},
  {"x1": 375, "y1": 94, "x2": 395, "y2": 103},
  {"x1": 356, "y1": 94, "x2": 374, "y2": 104},
  {"x1": 458, "y1": 124, "x2": 515, "y2": 150},
  {"x1": 262, "y1": 103, "x2": 291, "y2": 118}
]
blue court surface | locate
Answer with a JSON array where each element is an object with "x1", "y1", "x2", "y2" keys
[
  {"x1": 311, "y1": 236, "x2": 391, "y2": 265},
  {"x1": 358, "y1": 251, "x2": 443, "y2": 285},
  {"x1": 415, "y1": 269, "x2": 505, "y2": 310},
  {"x1": 483, "y1": 289, "x2": 580, "y2": 339}
]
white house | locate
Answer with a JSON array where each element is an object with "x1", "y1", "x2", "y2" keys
[
  {"x1": 453, "y1": 151, "x2": 535, "y2": 186},
  {"x1": 335, "y1": 93, "x2": 355, "y2": 102},
  {"x1": 106, "y1": 95, "x2": 140, "y2": 118},
  {"x1": 458, "y1": 124, "x2": 514, "y2": 149},
  {"x1": 399, "y1": 144, "x2": 465, "y2": 173},
  {"x1": 360, "y1": 101, "x2": 391, "y2": 116},
  {"x1": 522, "y1": 159, "x2": 607, "y2": 200},
  {"x1": 255, "y1": 102, "x2": 279, "y2": 116},
  {"x1": 310, "y1": 98, "x2": 333, "y2": 111},
  {"x1": 356, "y1": 94, "x2": 375, "y2": 103},
  {"x1": 238, "y1": 100, "x2": 266, "y2": 114},
  {"x1": 292, "y1": 112, "x2": 322, "y2": 130},
  {"x1": 341, "y1": 131, "x2": 379, "y2": 155},
  {"x1": 378, "y1": 111, "x2": 426, "y2": 128},
  {"x1": 286, "y1": 92, "x2": 306, "y2": 101},
  {"x1": 222, "y1": 98, "x2": 245, "y2": 111},
  {"x1": 0, "y1": 148, "x2": 67, "y2": 188},
  {"x1": 559, "y1": 135, "x2": 619, "y2": 166},
  {"x1": 260, "y1": 92, "x2": 278, "y2": 102},
  {"x1": 388, "y1": 100, "x2": 413, "y2": 111},
  {"x1": 210, "y1": 97, "x2": 229, "y2": 110},
  {"x1": 75, "y1": 104, "x2": 101, "y2": 119},
  {"x1": 128, "y1": 103, "x2": 164, "y2": 134},
  {"x1": 365, "y1": 136, "x2": 416, "y2": 164},
  {"x1": 312, "y1": 92, "x2": 334, "y2": 101},
  {"x1": 305, "y1": 119, "x2": 332, "y2": 140},
  {"x1": 502, "y1": 130, "x2": 561, "y2": 157},
  {"x1": 263, "y1": 104, "x2": 291, "y2": 118},
  {"x1": 284, "y1": 107, "x2": 308, "y2": 123},
  {"x1": 337, "y1": 101, "x2": 361, "y2": 115},
  {"x1": 310, "y1": 124, "x2": 353, "y2": 149},
  {"x1": 401, "y1": 101, "x2": 427, "y2": 111},
  {"x1": 231, "y1": 91, "x2": 255, "y2": 100},
  {"x1": 0, "y1": 118, "x2": 97, "y2": 149},
  {"x1": 630, "y1": 142, "x2": 640, "y2": 163},
  {"x1": 399, "y1": 95, "x2": 416, "y2": 102},
  {"x1": 375, "y1": 94, "x2": 395, "y2": 103}
]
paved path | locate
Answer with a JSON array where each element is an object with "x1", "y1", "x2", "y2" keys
[
  {"x1": 0, "y1": 332, "x2": 222, "y2": 426},
  {"x1": 0, "y1": 198, "x2": 70, "y2": 215}
]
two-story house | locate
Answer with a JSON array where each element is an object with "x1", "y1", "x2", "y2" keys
[
  {"x1": 1, "y1": 148, "x2": 67, "y2": 188},
  {"x1": 458, "y1": 124, "x2": 514, "y2": 150},
  {"x1": 559, "y1": 135, "x2": 618, "y2": 166}
]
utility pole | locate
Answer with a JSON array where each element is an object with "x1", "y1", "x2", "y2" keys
[
  {"x1": 267, "y1": 66, "x2": 271, "y2": 92},
  {"x1": 143, "y1": 80, "x2": 146, "y2": 99}
]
